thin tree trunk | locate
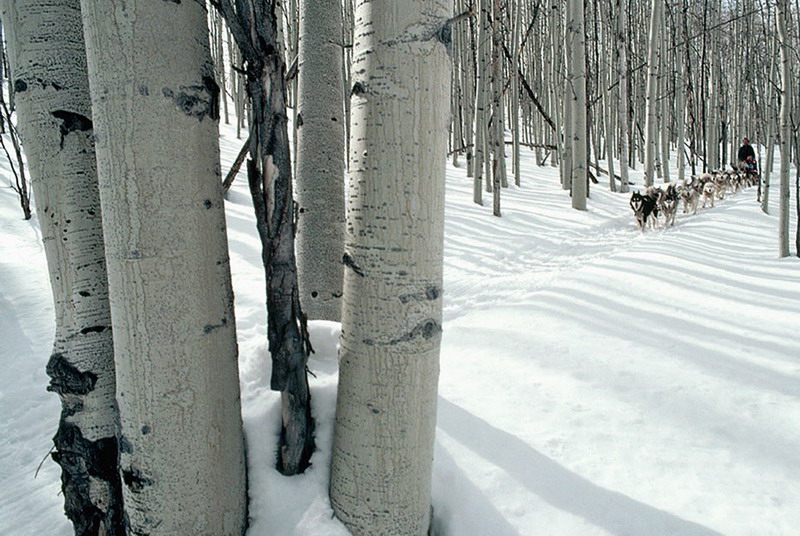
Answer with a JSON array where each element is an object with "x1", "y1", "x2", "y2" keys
[
  {"x1": 643, "y1": 0, "x2": 663, "y2": 186},
  {"x1": 295, "y1": 0, "x2": 345, "y2": 321},
  {"x1": 491, "y1": 0, "x2": 504, "y2": 214},
  {"x1": 511, "y1": 0, "x2": 521, "y2": 186},
  {"x1": 214, "y1": 0, "x2": 315, "y2": 475},
  {"x1": 776, "y1": 0, "x2": 791, "y2": 257},
  {"x1": 569, "y1": 0, "x2": 587, "y2": 209},
  {"x1": 616, "y1": 0, "x2": 630, "y2": 192}
]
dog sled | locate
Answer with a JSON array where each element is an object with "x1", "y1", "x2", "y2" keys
[{"x1": 738, "y1": 156, "x2": 759, "y2": 180}]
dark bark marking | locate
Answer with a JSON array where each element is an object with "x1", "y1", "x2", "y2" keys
[
  {"x1": 390, "y1": 319, "x2": 442, "y2": 345},
  {"x1": 296, "y1": 113, "x2": 303, "y2": 127},
  {"x1": 47, "y1": 353, "x2": 98, "y2": 397},
  {"x1": 51, "y1": 110, "x2": 93, "y2": 150},
  {"x1": 351, "y1": 81, "x2": 366, "y2": 97},
  {"x1": 138, "y1": 85, "x2": 149, "y2": 96},
  {"x1": 34, "y1": 77, "x2": 62, "y2": 90},
  {"x1": 122, "y1": 467, "x2": 153, "y2": 493},
  {"x1": 435, "y1": 24, "x2": 452, "y2": 46},
  {"x1": 342, "y1": 253, "x2": 365, "y2": 276},
  {"x1": 161, "y1": 75, "x2": 219, "y2": 121},
  {"x1": 399, "y1": 285, "x2": 441, "y2": 303},
  {"x1": 119, "y1": 435, "x2": 133, "y2": 454},
  {"x1": 203, "y1": 317, "x2": 228, "y2": 334},
  {"x1": 425, "y1": 285, "x2": 441, "y2": 300},
  {"x1": 362, "y1": 319, "x2": 441, "y2": 347},
  {"x1": 80, "y1": 325, "x2": 110, "y2": 335},
  {"x1": 14, "y1": 79, "x2": 28, "y2": 92},
  {"x1": 203, "y1": 199, "x2": 213, "y2": 209},
  {"x1": 78, "y1": 290, "x2": 92, "y2": 297},
  {"x1": 51, "y1": 422, "x2": 124, "y2": 536}
]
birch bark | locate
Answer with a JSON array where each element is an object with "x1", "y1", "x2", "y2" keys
[
  {"x1": 569, "y1": 0, "x2": 588, "y2": 209},
  {"x1": 329, "y1": 1, "x2": 451, "y2": 533},
  {"x1": 776, "y1": 0, "x2": 791, "y2": 257},
  {"x1": 616, "y1": 0, "x2": 630, "y2": 192},
  {"x1": 643, "y1": 0, "x2": 663, "y2": 186},
  {"x1": 80, "y1": 1, "x2": 248, "y2": 533},
  {"x1": 295, "y1": 0, "x2": 345, "y2": 321},
  {"x1": 0, "y1": 1, "x2": 123, "y2": 533}
]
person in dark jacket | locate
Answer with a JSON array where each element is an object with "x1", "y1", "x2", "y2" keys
[
  {"x1": 737, "y1": 138, "x2": 756, "y2": 164},
  {"x1": 737, "y1": 137, "x2": 757, "y2": 174}
]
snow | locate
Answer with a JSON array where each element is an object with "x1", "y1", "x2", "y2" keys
[{"x1": 1, "y1": 124, "x2": 799, "y2": 535}]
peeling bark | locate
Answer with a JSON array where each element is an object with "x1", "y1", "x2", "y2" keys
[{"x1": 214, "y1": 0, "x2": 315, "y2": 476}]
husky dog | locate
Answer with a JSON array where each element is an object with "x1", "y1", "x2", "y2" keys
[
  {"x1": 713, "y1": 172, "x2": 728, "y2": 200},
  {"x1": 702, "y1": 181, "x2": 717, "y2": 208},
  {"x1": 659, "y1": 183, "x2": 679, "y2": 227},
  {"x1": 679, "y1": 178, "x2": 700, "y2": 215},
  {"x1": 728, "y1": 170, "x2": 742, "y2": 193},
  {"x1": 630, "y1": 190, "x2": 659, "y2": 231}
]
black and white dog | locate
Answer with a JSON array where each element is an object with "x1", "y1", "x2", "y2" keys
[{"x1": 630, "y1": 190, "x2": 659, "y2": 231}]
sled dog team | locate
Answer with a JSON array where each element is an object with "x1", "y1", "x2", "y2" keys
[{"x1": 629, "y1": 163, "x2": 758, "y2": 232}]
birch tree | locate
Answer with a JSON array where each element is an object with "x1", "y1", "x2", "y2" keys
[
  {"x1": 295, "y1": 0, "x2": 346, "y2": 321},
  {"x1": 776, "y1": 0, "x2": 791, "y2": 257},
  {"x1": 0, "y1": 1, "x2": 123, "y2": 533},
  {"x1": 491, "y1": 0, "x2": 504, "y2": 216},
  {"x1": 329, "y1": 0, "x2": 452, "y2": 533},
  {"x1": 616, "y1": 0, "x2": 631, "y2": 193},
  {"x1": 80, "y1": 1, "x2": 248, "y2": 533},
  {"x1": 568, "y1": 0, "x2": 588, "y2": 209},
  {"x1": 643, "y1": 0, "x2": 664, "y2": 186}
]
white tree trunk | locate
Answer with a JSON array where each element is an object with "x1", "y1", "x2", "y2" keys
[
  {"x1": 569, "y1": 0, "x2": 587, "y2": 209},
  {"x1": 491, "y1": 0, "x2": 504, "y2": 215},
  {"x1": 0, "y1": 1, "x2": 124, "y2": 533},
  {"x1": 295, "y1": 0, "x2": 345, "y2": 321},
  {"x1": 643, "y1": 0, "x2": 663, "y2": 186},
  {"x1": 80, "y1": 1, "x2": 248, "y2": 533},
  {"x1": 776, "y1": 0, "x2": 791, "y2": 257},
  {"x1": 473, "y1": 0, "x2": 489, "y2": 205},
  {"x1": 511, "y1": 0, "x2": 521, "y2": 187},
  {"x1": 329, "y1": 0, "x2": 450, "y2": 533},
  {"x1": 676, "y1": 53, "x2": 687, "y2": 184},
  {"x1": 659, "y1": 38, "x2": 671, "y2": 183},
  {"x1": 616, "y1": 0, "x2": 630, "y2": 193}
]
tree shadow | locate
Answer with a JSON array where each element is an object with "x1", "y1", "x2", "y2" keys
[
  {"x1": 436, "y1": 397, "x2": 726, "y2": 536},
  {"x1": 431, "y1": 438, "x2": 521, "y2": 536}
]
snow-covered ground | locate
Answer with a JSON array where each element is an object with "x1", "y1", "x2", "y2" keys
[{"x1": 1, "y1": 125, "x2": 798, "y2": 535}]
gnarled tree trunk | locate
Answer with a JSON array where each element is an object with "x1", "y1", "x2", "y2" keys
[{"x1": 214, "y1": 0, "x2": 315, "y2": 475}]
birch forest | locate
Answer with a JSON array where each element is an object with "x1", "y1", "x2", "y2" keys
[
  {"x1": 206, "y1": 0, "x2": 800, "y2": 247},
  {"x1": 1, "y1": 0, "x2": 799, "y2": 535}
]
